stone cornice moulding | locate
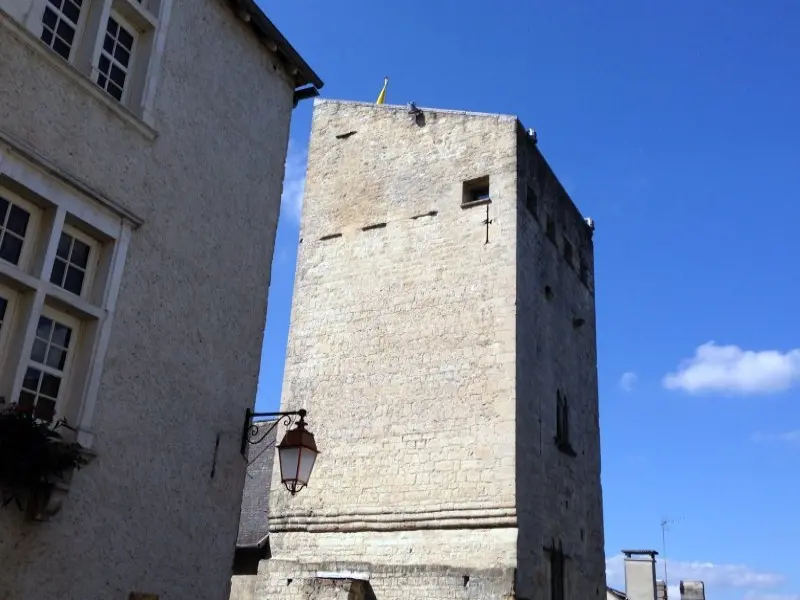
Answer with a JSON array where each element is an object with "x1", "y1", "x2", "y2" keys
[
  {"x1": 269, "y1": 504, "x2": 517, "y2": 533},
  {"x1": 0, "y1": 129, "x2": 145, "y2": 229}
]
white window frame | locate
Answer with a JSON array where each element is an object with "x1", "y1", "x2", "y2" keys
[
  {"x1": 0, "y1": 282, "x2": 20, "y2": 368},
  {"x1": 35, "y1": 0, "x2": 92, "y2": 63},
  {"x1": 22, "y1": 0, "x2": 174, "y2": 126},
  {"x1": 52, "y1": 223, "x2": 101, "y2": 300},
  {"x1": 21, "y1": 305, "x2": 82, "y2": 423},
  {"x1": 0, "y1": 137, "x2": 139, "y2": 449},
  {"x1": 91, "y1": 9, "x2": 140, "y2": 104},
  {"x1": 0, "y1": 186, "x2": 43, "y2": 273}
]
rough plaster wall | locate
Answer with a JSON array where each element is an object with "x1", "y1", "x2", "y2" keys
[
  {"x1": 0, "y1": 0, "x2": 294, "y2": 598},
  {"x1": 515, "y1": 130, "x2": 606, "y2": 600},
  {"x1": 255, "y1": 560, "x2": 517, "y2": 600},
  {"x1": 268, "y1": 100, "x2": 520, "y2": 566}
]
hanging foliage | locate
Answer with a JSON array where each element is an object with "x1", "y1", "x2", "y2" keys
[{"x1": 0, "y1": 405, "x2": 88, "y2": 513}]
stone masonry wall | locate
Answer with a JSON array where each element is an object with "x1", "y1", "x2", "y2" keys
[
  {"x1": 514, "y1": 125, "x2": 606, "y2": 600},
  {"x1": 255, "y1": 560, "x2": 517, "y2": 600},
  {"x1": 269, "y1": 100, "x2": 521, "y2": 566}
]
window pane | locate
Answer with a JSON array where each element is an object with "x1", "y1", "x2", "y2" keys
[
  {"x1": 46, "y1": 347, "x2": 67, "y2": 370},
  {"x1": 118, "y1": 27, "x2": 133, "y2": 49},
  {"x1": 36, "y1": 317, "x2": 53, "y2": 341},
  {"x1": 6, "y1": 205, "x2": 30, "y2": 237},
  {"x1": 52, "y1": 232, "x2": 92, "y2": 296},
  {"x1": 63, "y1": 0, "x2": 80, "y2": 22},
  {"x1": 0, "y1": 235, "x2": 23, "y2": 264},
  {"x1": 70, "y1": 239, "x2": 90, "y2": 268},
  {"x1": 18, "y1": 392, "x2": 36, "y2": 411},
  {"x1": 56, "y1": 232, "x2": 72, "y2": 259},
  {"x1": 23, "y1": 367, "x2": 41, "y2": 392},
  {"x1": 50, "y1": 258, "x2": 67, "y2": 286},
  {"x1": 40, "y1": 373, "x2": 61, "y2": 398},
  {"x1": 51, "y1": 323, "x2": 72, "y2": 349},
  {"x1": 34, "y1": 397, "x2": 56, "y2": 421},
  {"x1": 64, "y1": 266, "x2": 85, "y2": 295},
  {"x1": 31, "y1": 339, "x2": 48, "y2": 363}
]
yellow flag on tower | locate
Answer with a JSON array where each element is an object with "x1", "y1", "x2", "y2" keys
[{"x1": 376, "y1": 77, "x2": 389, "y2": 105}]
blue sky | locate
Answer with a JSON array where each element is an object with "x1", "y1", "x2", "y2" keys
[{"x1": 254, "y1": 1, "x2": 800, "y2": 598}]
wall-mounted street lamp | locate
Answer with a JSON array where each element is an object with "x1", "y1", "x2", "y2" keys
[{"x1": 240, "y1": 408, "x2": 319, "y2": 495}]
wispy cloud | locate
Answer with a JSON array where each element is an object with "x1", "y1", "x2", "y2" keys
[
  {"x1": 662, "y1": 342, "x2": 800, "y2": 395},
  {"x1": 620, "y1": 371, "x2": 638, "y2": 392},
  {"x1": 606, "y1": 555, "x2": 784, "y2": 591},
  {"x1": 744, "y1": 593, "x2": 800, "y2": 600},
  {"x1": 751, "y1": 430, "x2": 800, "y2": 445},
  {"x1": 280, "y1": 140, "x2": 308, "y2": 224}
]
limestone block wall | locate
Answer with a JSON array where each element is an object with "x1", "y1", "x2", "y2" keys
[
  {"x1": 270, "y1": 100, "x2": 520, "y2": 565},
  {"x1": 515, "y1": 126, "x2": 606, "y2": 599},
  {"x1": 255, "y1": 560, "x2": 517, "y2": 600}
]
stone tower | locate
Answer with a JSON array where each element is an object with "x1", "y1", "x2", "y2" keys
[{"x1": 260, "y1": 99, "x2": 605, "y2": 599}]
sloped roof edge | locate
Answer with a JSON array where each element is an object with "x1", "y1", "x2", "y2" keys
[{"x1": 226, "y1": 0, "x2": 324, "y2": 91}]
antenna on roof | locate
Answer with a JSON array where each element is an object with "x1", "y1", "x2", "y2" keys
[{"x1": 660, "y1": 517, "x2": 683, "y2": 587}]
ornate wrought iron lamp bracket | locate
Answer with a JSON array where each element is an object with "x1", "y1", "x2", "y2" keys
[{"x1": 240, "y1": 408, "x2": 307, "y2": 456}]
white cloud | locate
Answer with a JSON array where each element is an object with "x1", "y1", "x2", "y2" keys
[
  {"x1": 751, "y1": 430, "x2": 800, "y2": 444},
  {"x1": 280, "y1": 140, "x2": 308, "y2": 223},
  {"x1": 606, "y1": 555, "x2": 784, "y2": 591},
  {"x1": 662, "y1": 342, "x2": 800, "y2": 395},
  {"x1": 744, "y1": 594, "x2": 800, "y2": 600},
  {"x1": 620, "y1": 371, "x2": 638, "y2": 392}
]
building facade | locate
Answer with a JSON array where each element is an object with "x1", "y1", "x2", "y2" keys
[
  {"x1": 0, "y1": 0, "x2": 321, "y2": 598},
  {"x1": 234, "y1": 99, "x2": 605, "y2": 599}
]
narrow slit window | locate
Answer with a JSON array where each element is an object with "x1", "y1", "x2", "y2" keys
[
  {"x1": 95, "y1": 15, "x2": 137, "y2": 102},
  {"x1": 556, "y1": 391, "x2": 571, "y2": 448},
  {"x1": 549, "y1": 542, "x2": 566, "y2": 600},
  {"x1": 40, "y1": 0, "x2": 84, "y2": 61},
  {"x1": 579, "y1": 260, "x2": 589, "y2": 286},
  {"x1": 546, "y1": 216, "x2": 557, "y2": 245},
  {"x1": 563, "y1": 239, "x2": 573, "y2": 266},
  {"x1": 526, "y1": 185, "x2": 538, "y2": 219}
]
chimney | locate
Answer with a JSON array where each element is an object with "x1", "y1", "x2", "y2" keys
[
  {"x1": 622, "y1": 550, "x2": 659, "y2": 600},
  {"x1": 680, "y1": 581, "x2": 705, "y2": 600},
  {"x1": 656, "y1": 580, "x2": 668, "y2": 600}
]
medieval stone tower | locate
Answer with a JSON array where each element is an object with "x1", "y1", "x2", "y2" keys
[{"x1": 259, "y1": 99, "x2": 605, "y2": 599}]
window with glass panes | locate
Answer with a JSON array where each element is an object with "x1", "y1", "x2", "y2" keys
[
  {"x1": 95, "y1": 14, "x2": 137, "y2": 102},
  {"x1": 0, "y1": 179, "x2": 123, "y2": 426},
  {"x1": 33, "y1": 0, "x2": 169, "y2": 119},
  {"x1": 39, "y1": 0, "x2": 85, "y2": 61}
]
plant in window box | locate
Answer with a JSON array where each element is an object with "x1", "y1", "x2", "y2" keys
[{"x1": 0, "y1": 403, "x2": 89, "y2": 521}]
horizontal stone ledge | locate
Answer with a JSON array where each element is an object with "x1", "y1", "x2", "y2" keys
[
  {"x1": 270, "y1": 502, "x2": 517, "y2": 520},
  {"x1": 270, "y1": 516, "x2": 518, "y2": 533},
  {"x1": 270, "y1": 507, "x2": 516, "y2": 527}
]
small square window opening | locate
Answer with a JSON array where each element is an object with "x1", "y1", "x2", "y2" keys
[{"x1": 462, "y1": 176, "x2": 491, "y2": 207}]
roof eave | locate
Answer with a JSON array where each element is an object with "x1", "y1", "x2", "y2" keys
[{"x1": 227, "y1": 0, "x2": 324, "y2": 91}]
